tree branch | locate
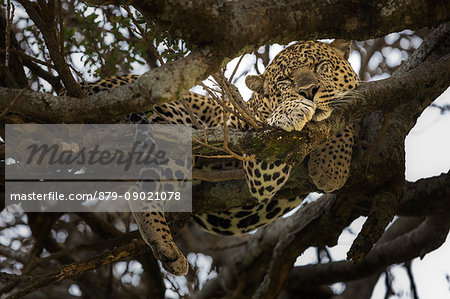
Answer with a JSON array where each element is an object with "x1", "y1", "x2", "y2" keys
[
  {"x1": 190, "y1": 54, "x2": 450, "y2": 165},
  {"x1": 195, "y1": 171, "x2": 449, "y2": 298},
  {"x1": 1, "y1": 1, "x2": 449, "y2": 297},
  {"x1": 1, "y1": 53, "x2": 448, "y2": 160},
  {"x1": 287, "y1": 213, "x2": 449, "y2": 285},
  {"x1": 196, "y1": 194, "x2": 339, "y2": 299},
  {"x1": 398, "y1": 171, "x2": 450, "y2": 216},
  {"x1": 5, "y1": 240, "x2": 150, "y2": 299},
  {"x1": 17, "y1": 0, "x2": 83, "y2": 97},
  {"x1": 0, "y1": 48, "x2": 218, "y2": 123},
  {"x1": 282, "y1": 216, "x2": 423, "y2": 298},
  {"x1": 0, "y1": 6, "x2": 28, "y2": 89},
  {"x1": 190, "y1": 25, "x2": 450, "y2": 215},
  {"x1": 130, "y1": 0, "x2": 450, "y2": 56}
]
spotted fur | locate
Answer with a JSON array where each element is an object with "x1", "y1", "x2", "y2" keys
[{"x1": 70, "y1": 40, "x2": 359, "y2": 275}]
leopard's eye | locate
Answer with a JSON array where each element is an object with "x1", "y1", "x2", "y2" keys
[
  {"x1": 315, "y1": 60, "x2": 332, "y2": 73},
  {"x1": 276, "y1": 79, "x2": 292, "y2": 85}
]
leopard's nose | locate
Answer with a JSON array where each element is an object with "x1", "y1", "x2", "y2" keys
[
  {"x1": 294, "y1": 70, "x2": 320, "y2": 100},
  {"x1": 298, "y1": 84, "x2": 319, "y2": 101}
]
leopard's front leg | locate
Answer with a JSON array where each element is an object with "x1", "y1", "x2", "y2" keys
[{"x1": 242, "y1": 98, "x2": 316, "y2": 202}]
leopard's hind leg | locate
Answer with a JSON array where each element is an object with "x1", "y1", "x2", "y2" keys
[{"x1": 130, "y1": 183, "x2": 188, "y2": 276}]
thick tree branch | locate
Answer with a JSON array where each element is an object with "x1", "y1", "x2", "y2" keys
[
  {"x1": 1, "y1": 53, "x2": 448, "y2": 159},
  {"x1": 195, "y1": 171, "x2": 449, "y2": 298},
  {"x1": 196, "y1": 194, "x2": 338, "y2": 299},
  {"x1": 190, "y1": 24, "x2": 449, "y2": 216},
  {"x1": 0, "y1": 1, "x2": 447, "y2": 125},
  {"x1": 287, "y1": 213, "x2": 449, "y2": 285},
  {"x1": 191, "y1": 54, "x2": 450, "y2": 164},
  {"x1": 282, "y1": 216, "x2": 424, "y2": 298},
  {"x1": 129, "y1": 0, "x2": 449, "y2": 56},
  {"x1": 347, "y1": 187, "x2": 401, "y2": 263},
  {"x1": 398, "y1": 171, "x2": 450, "y2": 216},
  {"x1": 0, "y1": 48, "x2": 218, "y2": 123}
]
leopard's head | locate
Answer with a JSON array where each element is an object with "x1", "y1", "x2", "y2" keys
[{"x1": 246, "y1": 40, "x2": 359, "y2": 121}]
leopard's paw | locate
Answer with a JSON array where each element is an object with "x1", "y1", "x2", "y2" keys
[
  {"x1": 132, "y1": 210, "x2": 188, "y2": 276},
  {"x1": 267, "y1": 99, "x2": 316, "y2": 132},
  {"x1": 152, "y1": 242, "x2": 188, "y2": 276}
]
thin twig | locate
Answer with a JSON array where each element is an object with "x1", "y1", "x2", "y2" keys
[
  {"x1": 179, "y1": 96, "x2": 204, "y2": 129},
  {"x1": 57, "y1": 0, "x2": 64, "y2": 55},
  {"x1": 5, "y1": 0, "x2": 15, "y2": 68},
  {"x1": 27, "y1": 231, "x2": 140, "y2": 270},
  {"x1": 193, "y1": 137, "x2": 254, "y2": 161},
  {"x1": 218, "y1": 99, "x2": 249, "y2": 161},
  {"x1": 190, "y1": 83, "x2": 252, "y2": 161},
  {"x1": 6, "y1": 241, "x2": 149, "y2": 299},
  {"x1": 200, "y1": 81, "x2": 254, "y2": 132},
  {"x1": 404, "y1": 260, "x2": 419, "y2": 299},
  {"x1": 213, "y1": 72, "x2": 261, "y2": 129},
  {"x1": 229, "y1": 54, "x2": 246, "y2": 83},
  {"x1": 17, "y1": 0, "x2": 83, "y2": 97},
  {"x1": 200, "y1": 82, "x2": 236, "y2": 121},
  {"x1": 0, "y1": 49, "x2": 56, "y2": 70},
  {"x1": 68, "y1": 64, "x2": 86, "y2": 84},
  {"x1": 0, "y1": 272, "x2": 34, "y2": 283},
  {"x1": 123, "y1": 5, "x2": 165, "y2": 66}
]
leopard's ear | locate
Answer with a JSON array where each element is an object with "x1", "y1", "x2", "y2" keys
[
  {"x1": 245, "y1": 75, "x2": 264, "y2": 94},
  {"x1": 331, "y1": 39, "x2": 352, "y2": 60}
]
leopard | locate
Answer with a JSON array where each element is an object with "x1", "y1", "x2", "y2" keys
[{"x1": 64, "y1": 40, "x2": 359, "y2": 276}]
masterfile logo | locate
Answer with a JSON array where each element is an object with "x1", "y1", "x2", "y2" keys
[{"x1": 25, "y1": 141, "x2": 169, "y2": 171}]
